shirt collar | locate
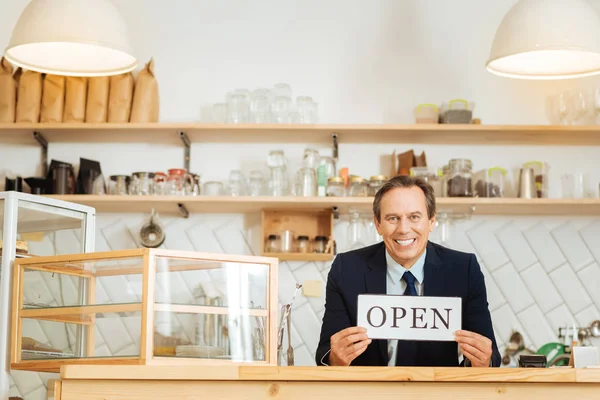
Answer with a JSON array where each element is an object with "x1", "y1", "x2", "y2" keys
[{"x1": 385, "y1": 247, "x2": 427, "y2": 285}]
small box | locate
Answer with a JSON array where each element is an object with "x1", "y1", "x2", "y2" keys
[{"x1": 261, "y1": 209, "x2": 334, "y2": 262}]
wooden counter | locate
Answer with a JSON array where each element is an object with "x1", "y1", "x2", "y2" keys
[{"x1": 53, "y1": 365, "x2": 600, "y2": 400}]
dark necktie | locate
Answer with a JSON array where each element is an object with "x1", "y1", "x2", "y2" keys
[
  {"x1": 402, "y1": 271, "x2": 418, "y2": 296},
  {"x1": 395, "y1": 270, "x2": 418, "y2": 366}
]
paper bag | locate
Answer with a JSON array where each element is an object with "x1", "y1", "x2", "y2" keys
[
  {"x1": 85, "y1": 76, "x2": 109, "y2": 122},
  {"x1": 0, "y1": 57, "x2": 16, "y2": 123},
  {"x1": 40, "y1": 74, "x2": 65, "y2": 123},
  {"x1": 15, "y1": 68, "x2": 42, "y2": 122},
  {"x1": 108, "y1": 72, "x2": 134, "y2": 122},
  {"x1": 63, "y1": 76, "x2": 87, "y2": 122},
  {"x1": 130, "y1": 58, "x2": 159, "y2": 122}
]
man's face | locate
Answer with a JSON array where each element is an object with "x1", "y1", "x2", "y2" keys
[{"x1": 374, "y1": 186, "x2": 435, "y2": 268}]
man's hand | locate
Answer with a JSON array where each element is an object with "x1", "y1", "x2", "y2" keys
[
  {"x1": 329, "y1": 327, "x2": 372, "y2": 366},
  {"x1": 455, "y1": 330, "x2": 493, "y2": 367}
]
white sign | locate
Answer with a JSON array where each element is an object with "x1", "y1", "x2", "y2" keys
[{"x1": 357, "y1": 294, "x2": 462, "y2": 341}]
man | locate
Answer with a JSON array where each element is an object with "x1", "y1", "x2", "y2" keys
[{"x1": 316, "y1": 176, "x2": 501, "y2": 367}]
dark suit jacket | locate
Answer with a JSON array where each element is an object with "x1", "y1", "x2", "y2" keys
[{"x1": 315, "y1": 241, "x2": 501, "y2": 367}]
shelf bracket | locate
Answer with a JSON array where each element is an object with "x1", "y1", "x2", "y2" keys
[
  {"x1": 332, "y1": 133, "x2": 339, "y2": 161},
  {"x1": 33, "y1": 131, "x2": 48, "y2": 176},
  {"x1": 332, "y1": 206, "x2": 339, "y2": 219},
  {"x1": 180, "y1": 131, "x2": 191, "y2": 171},
  {"x1": 177, "y1": 203, "x2": 190, "y2": 219}
]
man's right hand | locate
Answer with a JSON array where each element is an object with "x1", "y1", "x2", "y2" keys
[{"x1": 329, "y1": 326, "x2": 372, "y2": 366}]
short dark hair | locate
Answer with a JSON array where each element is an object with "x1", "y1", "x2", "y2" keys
[{"x1": 373, "y1": 175, "x2": 436, "y2": 222}]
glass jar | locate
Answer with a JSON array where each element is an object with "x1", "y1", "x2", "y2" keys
[
  {"x1": 302, "y1": 148, "x2": 320, "y2": 169},
  {"x1": 347, "y1": 209, "x2": 366, "y2": 250},
  {"x1": 153, "y1": 172, "x2": 168, "y2": 196},
  {"x1": 296, "y1": 235, "x2": 310, "y2": 253},
  {"x1": 109, "y1": 175, "x2": 130, "y2": 195},
  {"x1": 265, "y1": 234, "x2": 281, "y2": 253},
  {"x1": 248, "y1": 170, "x2": 265, "y2": 196},
  {"x1": 348, "y1": 176, "x2": 368, "y2": 197},
  {"x1": 410, "y1": 167, "x2": 442, "y2": 197},
  {"x1": 327, "y1": 177, "x2": 346, "y2": 197},
  {"x1": 447, "y1": 159, "x2": 473, "y2": 197},
  {"x1": 440, "y1": 165, "x2": 450, "y2": 198},
  {"x1": 295, "y1": 167, "x2": 317, "y2": 196},
  {"x1": 166, "y1": 169, "x2": 191, "y2": 196},
  {"x1": 131, "y1": 172, "x2": 155, "y2": 195},
  {"x1": 313, "y1": 236, "x2": 328, "y2": 253},
  {"x1": 368, "y1": 175, "x2": 388, "y2": 196}
]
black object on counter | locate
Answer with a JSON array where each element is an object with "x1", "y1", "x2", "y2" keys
[
  {"x1": 518, "y1": 354, "x2": 547, "y2": 368},
  {"x1": 5, "y1": 176, "x2": 23, "y2": 192},
  {"x1": 46, "y1": 160, "x2": 76, "y2": 194},
  {"x1": 24, "y1": 177, "x2": 47, "y2": 194},
  {"x1": 77, "y1": 158, "x2": 104, "y2": 194}
]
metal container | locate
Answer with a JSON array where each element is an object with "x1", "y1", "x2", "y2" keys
[{"x1": 518, "y1": 168, "x2": 537, "y2": 199}]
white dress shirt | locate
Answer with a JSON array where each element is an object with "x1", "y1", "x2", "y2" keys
[{"x1": 386, "y1": 248, "x2": 427, "y2": 366}]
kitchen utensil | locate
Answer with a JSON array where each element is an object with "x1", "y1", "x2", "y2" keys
[
  {"x1": 590, "y1": 320, "x2": 600, "y2": 337},
  {"x1": 277, "y1": 304, "x2": 287, "y2": 365},
  {"x1": 77, "y1": 158, "x2": 104, "y2": 194},
  {"x1": 286, "y1": 307, "x2": 294, "y2": 366},
  {"x1": 5, "y1": 176, "x2": 23, "y2": 192},
  {"x1": 52, "y1": 163, "x2": 76, "y2": 194},
  {"x1": 517, "y1": 168, "x2": 537, "y2": 199},
  {"x1": 139, "y1": 209, "x2": 165, "y2": 248},
  {"x1": 24, "y1": 177, "x2": 46, "y2": 194}
]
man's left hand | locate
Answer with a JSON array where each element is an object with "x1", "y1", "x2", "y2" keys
[{"x1": 455, "y1": 330, "x2": 492, "y2": 367}]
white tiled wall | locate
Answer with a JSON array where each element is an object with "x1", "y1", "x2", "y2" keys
[{"x1": 9, "y1": 212, "x2": 600, "y2": 399}]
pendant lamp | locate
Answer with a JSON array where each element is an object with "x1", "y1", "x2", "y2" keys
[
  {"x1": 5, "y1": 0, "x2": 137, "y2": 77},
  {"x1": 486, "y1": 0, "x2": 600, "y2": 80}
]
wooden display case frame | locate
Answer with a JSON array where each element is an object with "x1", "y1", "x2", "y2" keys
[{"x1": 11, "y1": 248, "x2": 278, "y2": 373}]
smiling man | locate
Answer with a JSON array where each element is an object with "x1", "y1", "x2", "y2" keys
[{"x1": 316, "y1": 175, "x2": 501, "y2": 367}]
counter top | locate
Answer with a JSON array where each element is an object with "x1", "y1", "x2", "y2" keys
[{"x1": 60, "y1": 365, "x2": 600, "y2": 383}]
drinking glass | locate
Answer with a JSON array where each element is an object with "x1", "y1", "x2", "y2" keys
[
  {"x1": 213, "y1": 103, "x2": 228, "y2": 123},
  {"x1": 228, "y1": 94, "x2": 249, "y2": 124},
  {"x1": 272, "y1": 96, "x2": 291, "y2": 124},
  {"x1": 227, "y1": 170, "x2": 248, "y2": 196},
  {"x1": 249, "y1": 170, "x2": 265, "y2": 196},
  {"x1": 251, "y1": 89, "x2": 271, "y2": 123}
]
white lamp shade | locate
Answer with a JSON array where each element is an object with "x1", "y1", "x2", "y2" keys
[
  {"x1": 487, "y1": 0, "x2": 600, "y2": 80},
  {"x1": 5, "y1": 0, "x2": 137, "y2": 76}
]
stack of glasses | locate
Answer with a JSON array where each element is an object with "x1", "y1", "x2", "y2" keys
[{"x1": 212, "y1": 83, "x2": 319, "y2": 124}]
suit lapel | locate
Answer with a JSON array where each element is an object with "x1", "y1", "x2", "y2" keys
[
  {"x1": 423, "y1": 241, "x2": 444, "y2": 297},
  {"x1": 366, "y1": 243, "x2": 387, "y2": 294},
  {"x1": 365, "y1": 243, "x2": 388, "y2": 363}
]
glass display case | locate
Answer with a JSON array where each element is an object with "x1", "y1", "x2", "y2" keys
[
  {"x1": 0, "y1": 191, "x2": 95, "y2": 398},
  {"x1": 10, "y1": 248, "x2": 278, "y2": 373}
]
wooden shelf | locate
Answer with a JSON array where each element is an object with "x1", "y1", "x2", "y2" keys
[
  {"x1": 46, "y1": 195, "x2": 600, "y2": 215},
  {"x1": 262, "y1": 252, "x2": 333, "y2": 262},
  {"x1": 1, "y1": 123, "x2": 600, "y2": 145}
]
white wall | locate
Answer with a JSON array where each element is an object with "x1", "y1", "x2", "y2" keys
[{"x1": 1, "y1": 1, "x2": 600, "y2": 399}]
